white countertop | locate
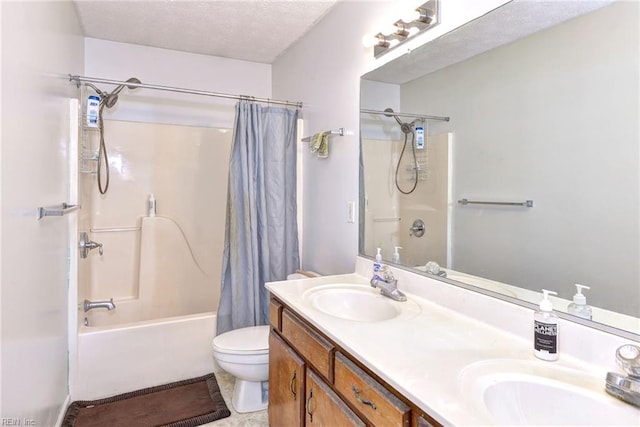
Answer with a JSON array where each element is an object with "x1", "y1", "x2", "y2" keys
[{"x1": 266, "y1": 258, "x2": 639, "y2": 426}]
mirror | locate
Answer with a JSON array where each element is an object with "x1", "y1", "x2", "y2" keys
[{"x1": 360, "y1": 1, "x2": 639, "y2": 336}]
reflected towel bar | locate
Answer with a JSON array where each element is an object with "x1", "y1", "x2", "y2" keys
[
  {"x1": 458, "y1": 199, "x2": 534, "y2": 208},
  {"x1": 37, "y1": 202, "x2": 80, "y2": 220},
  {"x1": 301, "y1": 128, "x2": 344, "y2": 142}
]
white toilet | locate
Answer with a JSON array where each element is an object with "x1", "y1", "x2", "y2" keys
[
  {"x1": 212, "y1": 324, "x2": 270, "y2": 413},
  {"x1": 212, "y1": 273, "x2": 317, "y2": 413}
]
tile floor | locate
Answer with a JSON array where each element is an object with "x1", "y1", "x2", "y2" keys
[{"x1": 204, "y1": 371, "x2": 268, "y2": 426}]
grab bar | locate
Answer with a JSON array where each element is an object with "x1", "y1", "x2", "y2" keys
[
  {"x1": 37, "y1": 202, "x2": 80, "y2": 220},
  {"x1": 458, "y1": 199, "x2": 534, "y2": 208},
  {"x1": 373, "y1": 217, "x2": 401, "y2": 222},
  {"x1": 90, "y1": 226, "x2": 141, "y2": 233}
]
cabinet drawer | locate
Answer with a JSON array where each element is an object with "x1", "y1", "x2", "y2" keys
[
  {"x1": 306, "y1": 369, "x2": 366, "y2": 427},
  {"x1": 281, "y1": 309, "x2": 334, "y2": 380},
  {"x1": 269, "y1": 298, "x2": 283, "y2": 330},
  {"x1": 334, "y1": 352, "x2": 410, "y2": 427}
]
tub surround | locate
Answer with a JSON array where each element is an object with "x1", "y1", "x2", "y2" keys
[{"x1": 266, "y1": 256, "x2": 639, "y2": 425}]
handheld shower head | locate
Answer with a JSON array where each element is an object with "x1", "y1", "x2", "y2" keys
[
  {"x1": 384, "y1": 107, "x2": 414, "y2": 134},
  {"x1": 103, "y1": 77, "x2": 141, "y2": 109},
  {"x1": 384, "y1": 108, "x2": 404, "y2": 126}
]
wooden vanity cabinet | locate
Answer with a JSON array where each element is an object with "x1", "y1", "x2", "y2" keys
[
  {"x1": 269, "y1": 297, "x2": 442, "y2": 427},
  {"x1": 305, "y1": 369, "x2": 366, "y2": 426},
  {"x1": 334, "y1": 352, "x2": 410, "y2": 427},
  {"x1": 269, "y1": 332, "x2": 305, "y2": 427}
]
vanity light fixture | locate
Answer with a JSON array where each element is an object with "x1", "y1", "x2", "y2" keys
[{"x1": 365, "y1": 0, "x2": 440, "y2": 58}]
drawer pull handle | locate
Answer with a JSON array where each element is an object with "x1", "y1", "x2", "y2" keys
[
  {"x1": 306, "y1": 388, "x2": 314, "y2": 422},
  {"x1": 290, "y1": 370, "x2": 297, "y2": 400},
  {"x1": 352, "y1": 385, "x2": 377, "y2": 410}
]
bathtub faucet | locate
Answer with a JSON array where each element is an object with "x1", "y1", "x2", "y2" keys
[{"x1": 84, "y1": 298, "x2": 116, "y2": 312}]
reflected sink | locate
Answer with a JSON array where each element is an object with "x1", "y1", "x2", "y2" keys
[
  {"x1": 302, "y1": 284, "x2": 420, "y2": 322},
  {"x1": 459, "y1": 359, "x2": 640, "y2": 426}
]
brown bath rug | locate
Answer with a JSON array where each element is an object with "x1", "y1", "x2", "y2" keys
[{"x1": 62, "y1": 373, "x2": 231, "y2": 427}]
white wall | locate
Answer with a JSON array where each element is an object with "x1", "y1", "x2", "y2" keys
[
  {"x1": 400, "y1": 2, "x2": 639, "y2": 317},
  {"x1": 272, "y1": 0, "x2": 510, "y2": 274},
  {"x1": 84, "y1": 38, "x2": 272, "y2": 128},
  {"x1": 1, "y1": 1, "x2": 84, "y2": 424}
]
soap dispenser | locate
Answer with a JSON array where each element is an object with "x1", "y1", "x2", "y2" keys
[
  {"x1": 392, "y1": 246, "x2": 402, "y2": 264},
  {"x1": 534, "y1": 289, "x2": 559, "y2": 361},
  {"x1": 373, "y1": 248, "x2": 383, "y2": 278},
  {"x1": 567, "y1": 284, "x2": 592, "y2": 320}
]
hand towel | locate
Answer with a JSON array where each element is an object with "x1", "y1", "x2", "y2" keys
[{"x1": 309, "y1": 132, "x2": 329, "y2": 159}]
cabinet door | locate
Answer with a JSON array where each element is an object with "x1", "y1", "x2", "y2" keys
[
  {"x1": 305, "y1": 370, "x2": 366, "y2": 427},
  {"x1": 269, "y1": 331, "x2": 305, "y2": 427}
]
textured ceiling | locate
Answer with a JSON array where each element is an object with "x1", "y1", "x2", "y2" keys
[
  {"x1": 364, "y1": 0, "x2": 617, "y2": 84},
  {"x1": 73, "y1": 0, "x2": 339, "y2": 64}
]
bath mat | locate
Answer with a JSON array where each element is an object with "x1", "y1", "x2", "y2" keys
[{"x1": 62, "y1": 373, "x2": 231, "y2": 427}]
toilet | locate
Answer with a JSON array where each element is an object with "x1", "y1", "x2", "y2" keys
[
  {"x1": 212, "y1": 324, "x2": 270, "y2": 413},
  {"x1": 212, "y1": 272, "x2": 317, "y2": 413}
]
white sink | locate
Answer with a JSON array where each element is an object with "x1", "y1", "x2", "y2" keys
[
  {"x1": 302, "y1": 283, "x2": 420, "y2": 322},
  {"x1": 459, "y1": 359, "x2": 640, "y2": 426}
]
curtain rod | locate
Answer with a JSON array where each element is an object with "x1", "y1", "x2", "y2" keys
[
  {"x1": 69, "y1": 74, "x2": 303, "y2": 109},
  {"x1": 360, "y1": 108, "x2": 449, "y2": 122}
]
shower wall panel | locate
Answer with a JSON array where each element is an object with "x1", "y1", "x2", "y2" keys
[{"x1": 83, "y1": 120, "x2": 232, "y2": 311}]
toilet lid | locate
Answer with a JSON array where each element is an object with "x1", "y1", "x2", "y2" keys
[{"x1": 213, "y1": 325, "x2": 270, "y2": 353}]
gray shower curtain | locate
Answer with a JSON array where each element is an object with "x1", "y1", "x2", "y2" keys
[{"x1": 216, "y1": 101, "x2": 300, "y2": 335}]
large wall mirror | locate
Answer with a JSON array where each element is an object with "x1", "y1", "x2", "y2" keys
[{"x1": 360, "y1": 0, "x2": 639, "y2": 337}]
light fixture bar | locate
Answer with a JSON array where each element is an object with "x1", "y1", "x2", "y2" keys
[{"x1": 373, "y1": 0, "x2": 440, "y2": 58}]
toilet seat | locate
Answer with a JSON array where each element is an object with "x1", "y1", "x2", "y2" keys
[{"x1": 212, "y1": 325, "x2": 270, "y2": 355}]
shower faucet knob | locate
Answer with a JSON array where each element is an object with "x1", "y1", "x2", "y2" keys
[{"x1": 79, "y1": 231, "x2": 103, "y2": 259}]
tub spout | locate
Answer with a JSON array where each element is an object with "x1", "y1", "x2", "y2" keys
[{"x1": 84, "y1": 298, "x2": 115, "y2": 312}]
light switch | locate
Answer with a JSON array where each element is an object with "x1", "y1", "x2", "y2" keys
[{"x1": 347, "y1": 201, "x2": 356, "y2": 223}]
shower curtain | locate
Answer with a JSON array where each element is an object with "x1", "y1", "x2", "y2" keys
[{"x1": 216, "y1": 101, "x2": 300, "y2": 334}]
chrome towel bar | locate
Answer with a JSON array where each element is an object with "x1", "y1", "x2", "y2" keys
[
  {"x1": 458, "y1": 199, "x2": 534, "y2": 208},
  {"x1": 37, "y1": 202, "x2": 80, "y2": 220}
]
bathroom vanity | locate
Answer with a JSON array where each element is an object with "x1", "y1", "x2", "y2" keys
[
  {"x1": 268, "y1": 297, "x2": 436, "y2": 426},
  {"x1": 266, "y1": 257, "x2": 640, "y2": 426}
]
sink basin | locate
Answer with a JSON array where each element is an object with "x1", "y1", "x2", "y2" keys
[
  {"x1": 302, "y1": 284, "x2": 420, "y2": 322},
  {"x1": 459, "y1": 359, "x2": 640, "y2": 425}
]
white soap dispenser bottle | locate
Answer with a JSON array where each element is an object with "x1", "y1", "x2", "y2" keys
[
  {"x1": 534, "y1": 289, "x2": 559, "y2": 361},
  {"x1": 392, "y1": 246, "x2": 402, "y2": 264},
  {"x1": 373, "y1": 248, "x2": 383, "y2": 278},
  {"x1": 567, "y1": 284, "x2": 592, "y2": 320}
]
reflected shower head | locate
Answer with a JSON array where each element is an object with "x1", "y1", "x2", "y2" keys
[
  {"x1": 384, "y1": 107, "x2": 414, "y2": 134},
  {"x1": 384, "y1": 107, "x2": 404, "y2": 126},
  {"x1": 103, "y1": 77, "x2": 141, "y2": 109}
]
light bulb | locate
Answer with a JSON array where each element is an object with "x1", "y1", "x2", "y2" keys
[
  {"x1": 401, "y1": 8, "x2": 421, "y2": 23},
  {"x1": 362, "y1": 32, "x2": 380, "y2": 48},
  {"x1": 380, "y1": 23, "x2": 399, "y2": 36}
]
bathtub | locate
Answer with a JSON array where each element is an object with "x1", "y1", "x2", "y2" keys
[{"x1": 72, "y1": 310, "x2": 218, "y2": 400}]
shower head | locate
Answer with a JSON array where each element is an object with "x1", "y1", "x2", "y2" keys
[
  {"x1": 384, "y1": 108, "x2": 404, "y2": 126},
  {"x1": 384, "y1": 107, "x2": 415, "y2": 134},
  {"x1": 103, "y1": 77, "x2": 142, "y2": 109}
]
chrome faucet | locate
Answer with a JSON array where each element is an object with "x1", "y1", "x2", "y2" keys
[
  {"x1": 425, "y1": 261, "x2": 447, "y2": 278},
  {"x1": 605, "y1": 344, "x2": 640, "y2": 408},
  {"x1": 370, "y1": 266, "x2": 407, "y2": 302},
  {"x1": 84, "y1": 298, "x2": 116, "y2": 312}
]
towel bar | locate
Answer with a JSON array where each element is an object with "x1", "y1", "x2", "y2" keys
[
  {"x1": 458, "y1": 199, "x2": 534, "y2": 208},
  {"x1": 37, "y1": 202, "x2": 80, "y2": 220},
  {"x1": 301, "y1": 128, "x2": 344, "y2": 142}
]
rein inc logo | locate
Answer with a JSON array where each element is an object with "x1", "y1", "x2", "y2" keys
[{"x1": 1, "y1": 419, "x2": 35, "y2": 426}]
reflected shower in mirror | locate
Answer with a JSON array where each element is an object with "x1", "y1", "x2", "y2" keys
[{"x1": 360, "y1": 1, "x2": 639, "y2": 336}]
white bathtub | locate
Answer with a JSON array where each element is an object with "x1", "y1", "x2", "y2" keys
[{"x1": 72, "y1": 310, "x2": 217, "y2": 400}]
